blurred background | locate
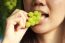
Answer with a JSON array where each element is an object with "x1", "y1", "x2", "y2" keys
[{"x1": 0, "y1": 0, "x2": 23, "y2": 40}]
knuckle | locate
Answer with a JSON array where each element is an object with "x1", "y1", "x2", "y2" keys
[
  {"x1": 19, "y1": 10, "x2": 27, "y2": 15},
  {"x1": 12, "y1": 9, "x2": 20, "y2": 15},
  {"x1": 6, "y1": 17, "x2": 10, "y2": 21},
  {"x1": 6, "y1": 18, "x2": 11, "y2": 23},
  {"x1": 6, "y1": 16, "x2": 13, "y2": 22}
]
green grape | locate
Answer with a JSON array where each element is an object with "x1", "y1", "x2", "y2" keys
[
  {"x1": 32, "y1": 16, "x2": 37, "y2": 20},
  {"x1": 34, "y1": 11, "x2": 39, "y2": 16},
  {"x1": 26, "y1": 18, "x2": 34, "y2": 28},
  {"x1": 38, "y1": 12, "x2": 41, "y2": 16},
  {"x1": 28, "y1": 12, "x2": 34, "y2": 17},
  {"x1": 32, "y1": 16, "x2": 37, "y2": 22},
  {"x1": 31, "y1": 21, "x2": 36, "y2": 26},
  {"x1": 35, "y1": 17, "x2": 40, "y2": 24},
  {"x1": 11, "y1": 0, "x2": 17, "y2": 6},
  {"x1": 26, "y1": 11, "x2": 41, "y2": 28},
  {"x1": 4, "y1": 0, "x2": 17, "y2": 10},
  {"x1": 34, "y1": 11, "x2": 41, "y2": 24},
  {"x1": 26, "y1": 22, "x2": 31, "y2": 28},
  {"x1": 37, "y1": 15, "x2": 41, "y2": 20},
  {"x1": 30, "y1": 18, "x2": 36, "y2": 26},
  {"x1": 28, "y1": 18, "x2": 33, "y2": 23},
  {"x1": 5, "y1": 2, "x2": 14, "y2": 10}
]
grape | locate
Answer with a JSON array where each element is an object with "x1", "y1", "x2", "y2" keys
[
  {"x1": 4, "y1": 0, "x2": 17, "y2": 10},
  {"x1": 27, "y1": 17, "x2": 36, "y2": 26},
  {"x1": 5, "y1": 2, "x2": 14, "y2": 10},
  {"x1": 26, "y1": 11, "x2": 41, "y2": 28},
  {"x1": 34, "y1": 11, "x2": 39, "y2": 16},
  {"x1": 26, "y1": 22, "x2": 31, "y2": 28},
  {"x1": 28, "y1": 12, "x2": 34, "y2": 17},
  {"x1": 28, "y1": 18, "x2": 34, "y2": 24}
]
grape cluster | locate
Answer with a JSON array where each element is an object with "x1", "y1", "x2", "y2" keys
[
  {"x1": 4, "y1": 0, "x2": 17, "y2": 10},
  {"x1": 26, "y1": 11, "x2": 41, "y2": 28}
]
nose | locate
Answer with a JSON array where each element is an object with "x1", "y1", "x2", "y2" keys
[{"x1": 33, "y1": 0, "x2": 46, "y2": 6}]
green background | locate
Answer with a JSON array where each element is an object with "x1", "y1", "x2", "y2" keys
[{"x1": 0, "y1": 0, "x2": 23, "y2": 38}]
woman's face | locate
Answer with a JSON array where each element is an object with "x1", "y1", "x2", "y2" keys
[{"x1": 23, "y1": 0, "x2": 65, "y2": 34}]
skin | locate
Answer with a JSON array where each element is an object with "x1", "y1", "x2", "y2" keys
[
  {"x1": 23, "y1": 0, "x2": 65, "y2": 43},
  {"x1": 3, "y1": 0, "x2": 65, "y2": 43},
  {"x1": 23, "y1": 0, "x2": 65, "y2": 33}
]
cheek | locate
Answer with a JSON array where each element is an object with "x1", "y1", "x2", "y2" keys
[
  {"x1": 46, "y1": 0, "x2": 65, "y2": 10},
  {"x1": 49, "y1": 7, "x2": 65, "y2": 25}
]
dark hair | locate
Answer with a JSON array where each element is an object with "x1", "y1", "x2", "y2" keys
[{"x1": 20, "y1": 27, "x2": 38, "y2": 43}]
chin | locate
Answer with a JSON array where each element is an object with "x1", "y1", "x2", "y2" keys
[{"x1": 31, "y1": 23, "x2": 52, "y2": 34}]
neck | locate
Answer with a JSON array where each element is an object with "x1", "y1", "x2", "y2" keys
[{"x1": 36, "y1": 27, "x2": 63, "y2": 43}]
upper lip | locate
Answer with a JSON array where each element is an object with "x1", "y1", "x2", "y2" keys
[{"x1": 40, "y1": 10, "x2": 49, "y2": 17}]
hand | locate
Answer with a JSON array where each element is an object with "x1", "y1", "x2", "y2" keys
[{"x1": 3, "y1": 9, "x2": 28, "y2": 43}]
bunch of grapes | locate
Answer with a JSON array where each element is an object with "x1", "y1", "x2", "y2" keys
[
  {"x1": 4, "y1": 0, "x2": 17, "y2": 10},
  {"x1": 26, "y1": 11, "x2": 41, "y2": 28}
]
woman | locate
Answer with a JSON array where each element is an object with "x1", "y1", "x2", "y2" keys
[{"x1": 2, "y1": 0, "x2": 65, "y2": 43}]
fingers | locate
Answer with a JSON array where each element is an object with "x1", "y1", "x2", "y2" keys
[
  {"x1": 18, "y1": 11, "x2": 27, "y2": 28},
  {"x1": 11, "y1": 9, "x2": 20, "y2": 15},
  {"x1": 15, "y1": 10, "x2": 27, "y2": 29}
]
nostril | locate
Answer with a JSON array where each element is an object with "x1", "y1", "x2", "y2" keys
[
  {"x1": 40, "y1": 3, "x2": 44, "y2": 6},
  {"x1": 34, "y1": 3, "x2": 44, "y2": 6}
]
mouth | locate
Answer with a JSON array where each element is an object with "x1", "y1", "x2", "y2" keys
[
  {"x1": 35, "y1": 10, "x2": 49, "y2": 18},
  {"x1": 31, "y1": 10, "x2": 49, "y2": 26},
  {"x1": 31, "y1": 6, "x2": 49, "y2": 18}
]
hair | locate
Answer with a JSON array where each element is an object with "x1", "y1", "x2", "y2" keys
[
  {"x1": 20, "y1": 27, "x2": 39, "y2": 43},
  {"x1": 20, "y1": 0, "x2": 65, "y2": 43}
]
